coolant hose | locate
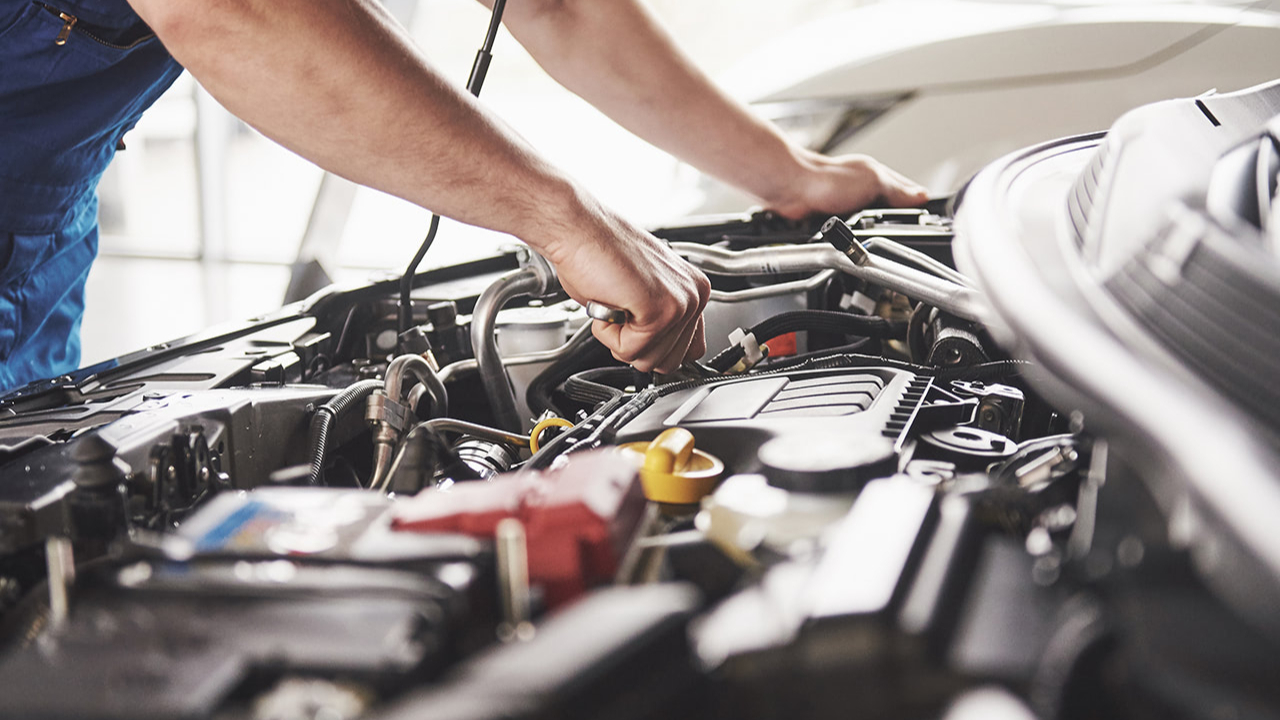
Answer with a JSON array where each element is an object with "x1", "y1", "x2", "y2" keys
[
  {"x1": 305, "y1": 379, "x2": 383, "y2": 486},
  {"x1": 471, "y1": 266, "x2": 548, "y2": 432}
]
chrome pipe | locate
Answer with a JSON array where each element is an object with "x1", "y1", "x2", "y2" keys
[{"x1": 671, "y1": 242, "x2": 984, "y2": 322}]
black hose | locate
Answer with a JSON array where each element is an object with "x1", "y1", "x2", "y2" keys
[
  {"x1": 561, "y1": 366, "x2": 637, "y2": 406},
  {"x1": 707, "y1": 310, "x2": 900, "y2": 372},
  {"x1": 383, "y1": 422, "x2": 483, "y2": 494},
  {"x1": 305, "y1": 379, "x2": 382, "y2": 486},
  {"x1": 907, "y1": 301, "x2": 933, "y2": 363}
]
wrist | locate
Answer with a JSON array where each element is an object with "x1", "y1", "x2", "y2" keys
[
  {"x1": 763, "y1": 146, "x2": 827, "y2": 219},
  {"x1": 516, "y1": 176, "x2": 602, "y2": 263}
]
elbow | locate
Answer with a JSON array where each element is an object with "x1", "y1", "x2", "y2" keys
[
  {"x1": 127, "y1": 0, "x2": 252, "y2": 55},
  {"x1": 499, "y1": 0, "x2": 599, "y2": 32},
  {"x1": 128, "y1": 0, "x2": 193, "y2": 41}
]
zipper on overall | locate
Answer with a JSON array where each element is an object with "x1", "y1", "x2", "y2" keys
[{"x1": 35, "y1": 2, "x2": 156, "y2": 49}]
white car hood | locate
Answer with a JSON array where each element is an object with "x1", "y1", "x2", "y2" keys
[{"x1": 721, "y1": 1, "x2": 1279, "y2": 101}]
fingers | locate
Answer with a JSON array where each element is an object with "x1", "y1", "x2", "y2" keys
[
  {"x1": 546, "y1": 209, "x2": 709, "y2": 374},
  {"x1": 879, "y1": 164, "x2": 929, "y2": 208},
  {"x1": 683, "y1": 314, "x2": 707, "y2": 364},
  {"x1": 768, "y1": 153, "x2": 928, "y2": 218},
  {"x1": 601, "y1": 292, "x2": 701, "y2": 373},
  {"x1": 588, "y1": 265, "x2": 709, "y2": 374},
  {"x1": 650, "y1": 290, "x2": 706, "y2": 374}
]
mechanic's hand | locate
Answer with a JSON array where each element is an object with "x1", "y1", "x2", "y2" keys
[
  {"x1": 768, "y1": 150, "x2": 929, "y2": 219},
  {"x1": 537, "y1": 205, "x2": 710, "y2": 374}
]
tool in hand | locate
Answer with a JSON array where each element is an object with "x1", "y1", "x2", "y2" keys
[{"x1": 586, "y1": 301, "x2": 628, "y2": 325}]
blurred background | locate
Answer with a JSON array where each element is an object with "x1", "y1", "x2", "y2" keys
[
  {"x1": 85, "y1": 0, "x2": 861, "y2": 364},
  {"x1": 84, "y1": 0, "x2": 1280, "y2": 365}
]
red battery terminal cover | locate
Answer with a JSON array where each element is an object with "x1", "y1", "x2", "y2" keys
[{"x1": 391, "y1": 449, "x2": 646, "y2": 608}]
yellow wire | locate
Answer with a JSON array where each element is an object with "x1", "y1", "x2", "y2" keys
[{"x1": 529, "y1": 417, "x2": 575, "y2": 453}]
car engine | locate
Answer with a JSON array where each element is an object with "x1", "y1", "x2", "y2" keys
[{"x1": 2, "y1": 80, "x2": 1280, "y2": 720}]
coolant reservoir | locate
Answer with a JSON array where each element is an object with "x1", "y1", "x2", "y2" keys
[
  {"x1": 495, "y1": 304, "x2": 575, "y2": 431},
  {"x1": 698, "y1": 474, "x2": 858, "y2": 565}
]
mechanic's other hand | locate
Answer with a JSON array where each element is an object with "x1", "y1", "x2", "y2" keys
[
  {"x1": 538, "y1": 204, "x2": 710, "y2": 375},
  {"x1": 769, "y1": 150, "x2": 928, "y2": 219}
]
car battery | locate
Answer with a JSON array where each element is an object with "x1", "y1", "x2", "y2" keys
[
  {"x1": 393, "y1": 449, "x2": 646, "y2": 609},
  {"x1": 174, "y1": 487, "x2": 490, "y2": 571},
  {"x1": 0, "y1": 556, "x2": 467, "y2": 720},
  {"x1": 0, "y1": 488, "x2": 498, "y2": 720}
]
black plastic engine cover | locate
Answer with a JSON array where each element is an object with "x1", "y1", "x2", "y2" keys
[{"x1": 614, "y1": 367, "x2": 928, "y2": 476}]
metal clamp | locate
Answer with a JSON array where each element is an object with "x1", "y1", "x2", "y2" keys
[{"x1": 366, "y1": 391, "x2": 413, "y2": 433}]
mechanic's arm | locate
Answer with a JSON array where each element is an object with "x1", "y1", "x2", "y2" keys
[
  {"x1": 125, "y1": 0, "x2": 708, "y2": 373},
  {"x1": 495, "y1": 0, "x2": 927, "y2": 217}
]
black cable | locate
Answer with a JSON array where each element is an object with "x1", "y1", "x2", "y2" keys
[
  {"x1": 398, "y1": 214, "x2": 440, "y2": 336},
  {"x1": 525, "y1": 394, "x2": 629, "y2": 470},
  {"x1": 397, "y1": 0, "x2": 508, "y2": 338},
  {"x1": 305, "y1": 379, "x2": 383, "y2": 486}
]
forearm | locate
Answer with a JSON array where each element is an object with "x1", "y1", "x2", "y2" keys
[
  {"x1": 127, "y1": 0, "x2": 591, "y2": 257},
  {"x1": 126, "y1": 0, "x2": 711, "y2": 373},
  {"x1": 499, "y1": 0, "x2": 810, "y2": 209}
]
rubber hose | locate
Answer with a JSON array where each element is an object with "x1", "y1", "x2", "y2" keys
[
  {"x1": 306, "y1": 379, "x2": 383, "y2": 486},
  {"x1": 471, "y1": 268, "x2": 544, "y2": 432}
]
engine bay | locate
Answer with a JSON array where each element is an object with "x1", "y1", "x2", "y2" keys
[{"x1": 3, "y1": 82, "x2": 1280, "y2": 718}]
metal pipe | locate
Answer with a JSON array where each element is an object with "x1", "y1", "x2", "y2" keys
[
  {"x1": 369, "y1": 435, "x2": 396, "y2": 492},
  {"x1": 470, "y1": 266, "x2": 549, "y2": 432},
  {"x1": 386, "y1": 353, "x2": 448, "y2": 417},
  {"x1": 671, "y1": 242, "x2": 984, "y2": 322},
  {"x1": 438, "y1": 359, "x2": 477, "y2": 384},
  {"x1": 862, "y1": 236, "x2": 974, "y2": 288},
  {"x1": 708, "y1": 269, "x2": 836, "y2": 303},
  {"x1": 417, "y1": 418, "x2": 530, "y2": 448}
]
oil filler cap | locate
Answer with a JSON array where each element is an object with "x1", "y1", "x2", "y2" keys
[
  {"x1": 622, "y1": 427, "x2": 725, "y2": 505},
  {"x1": 759, "y1": 434, "x2": 896, "y2": 493}
]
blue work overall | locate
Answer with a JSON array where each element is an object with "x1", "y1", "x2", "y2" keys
[{"x1": 0, "y1": 0, "x2": 182, "y2": 391}]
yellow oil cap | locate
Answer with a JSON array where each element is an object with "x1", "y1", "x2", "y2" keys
[{"x1": 622, "y1": 427, "x2": 725, "y2": 505}]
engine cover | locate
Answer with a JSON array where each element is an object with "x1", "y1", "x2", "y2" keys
[{"x1": 614, "y1": 366, "x2": 929, "y2": 477}]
